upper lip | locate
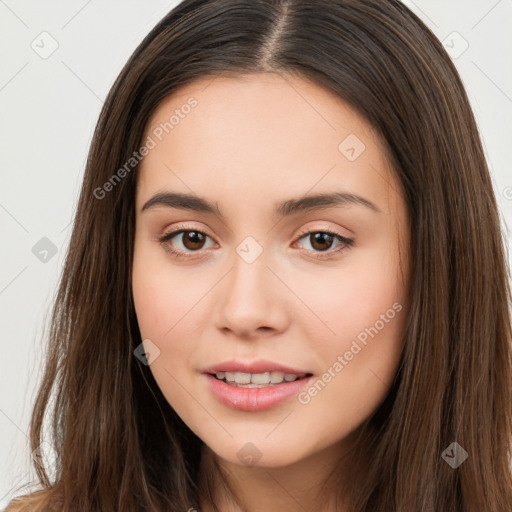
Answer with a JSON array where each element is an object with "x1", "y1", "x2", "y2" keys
[{"x1": 202, "y1": 359, "x2": 313, "y2": 375}]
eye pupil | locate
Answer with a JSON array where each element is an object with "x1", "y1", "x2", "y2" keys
[{"x1": 310, "y1": 232, "x2": 333, "y2": 251}]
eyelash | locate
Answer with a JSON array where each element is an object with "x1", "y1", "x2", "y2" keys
[{"x1": 157, "y1": 224, "x2": 354, "y2": 261}]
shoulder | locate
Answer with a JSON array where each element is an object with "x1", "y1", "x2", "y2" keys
[
  {"x1": 4, "y1": 499, "x2": 26, "y2": 511},
  {"x1": 4, "y1": 491, "x2": 61, "y2": 512},
  {"x1": 4, "y1": 500, "x2": 26, "y2": 512},
  {"x1": 4, "y1": 498, "x2": 37, "y2": 512}
]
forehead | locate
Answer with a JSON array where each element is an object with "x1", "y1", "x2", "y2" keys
[{"x1": 136, "y1": 72, "x2": 399, "y2": 214}]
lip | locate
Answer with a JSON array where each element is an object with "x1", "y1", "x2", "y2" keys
[
  {"x1": 204, "y1": 373, "x2": 314, "y2": 412},
  {"x1": 202, "y1": 359, "x2": 312, "y2": 375}
]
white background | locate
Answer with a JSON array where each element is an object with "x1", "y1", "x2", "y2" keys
[{"x1": 1, "y1": 0, "x2": 511, "y2": 506}]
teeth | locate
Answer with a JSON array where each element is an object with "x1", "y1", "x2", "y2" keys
[
  {"x1": 235, "y1": 372, "x2": 252, "y2": 384},
  {"x1": 251, "y1": 372, "x2": 270, "y2": 384},
  {"x1": 270, "y1": 371, "x2": 284, "y2": 383},
  {"x1": 215, "y1": 371, "x2": 305, "y2": 386}
]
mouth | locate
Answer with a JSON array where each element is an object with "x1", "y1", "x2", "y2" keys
[
  {"x1": 204, "y1": 370, "x2": 315, "y2": 411},
  {"x1": 208, "y1": 371, "x2": 314, "y2": 388}
]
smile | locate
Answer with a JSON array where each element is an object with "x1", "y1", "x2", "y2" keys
[
  {"x1": 204, "y1": 373, "x2": 314, "y2": 411},
  {"x1": 213, "y1": 371, "x2": 310, "y2": 387}
]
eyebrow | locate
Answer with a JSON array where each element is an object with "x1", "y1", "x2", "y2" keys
[{"x1": 141, "y1": 190, "x2": 381, "y2": 218}]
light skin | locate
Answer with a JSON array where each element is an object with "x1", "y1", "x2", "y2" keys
[{"x1": 131, "y1": 72, "x2": 410, "y2": 512}]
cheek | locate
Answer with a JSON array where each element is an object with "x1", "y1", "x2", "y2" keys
[
  {"x1": 302, "y1": 240, "x2": 406, "y2": 399},
  {"x1": 307, "y1": 249, "x2": 405, "y2": 343},
  {"x1": 131, "y1": 248, "x2": 202, "y2": 410},
  {"x1": 131, "y1": 242, "x2": 202, "y2": 378},
  {"x1": 295, "y1": 267, "x2": 405, "y2": 443},
  {"x1": 132, "y1": 239, "x2": 202, "y2": 337}
]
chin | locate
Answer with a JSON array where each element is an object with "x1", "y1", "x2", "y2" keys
[{"x1": 205, "y1": 436, "x2": 310, "y2": 469}]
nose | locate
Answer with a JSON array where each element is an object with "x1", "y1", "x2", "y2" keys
[{"x1": 213, "y1": 247, "x2": 290, "y2": 339}]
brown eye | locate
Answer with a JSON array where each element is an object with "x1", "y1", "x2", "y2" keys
[
  {"x1": 158, "y1": 226, "x2": 353, "y2": 261},
  {"x1": 295, "y1": 229, "x2": 354, "y2": 259},
  {"x1": 180, "y1": 231, "x2": 207, "y2": 251},
  {"x1": 309, "y1": 232, "x2": 335, "y2": 252},
  {"x1": 158, "y1": 228, "x2": 215, "y2": 259}
]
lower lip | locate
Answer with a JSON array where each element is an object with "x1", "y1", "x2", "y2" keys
[{"x1": 204, "y1": 374, "x2": 313, "y2": 412}]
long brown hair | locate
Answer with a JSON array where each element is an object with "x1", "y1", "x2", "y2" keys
[{"x1": 6, "y1": 0, "x2": 512, "y2": 510}]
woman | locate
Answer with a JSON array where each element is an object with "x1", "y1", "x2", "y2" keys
[{"x1": 6, "y1": 0, "x2": 512, "y2": 510}]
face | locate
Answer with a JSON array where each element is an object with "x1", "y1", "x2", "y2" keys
[{"x1": 131, "y1": 72, "x2": 409, "y2": 469}]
